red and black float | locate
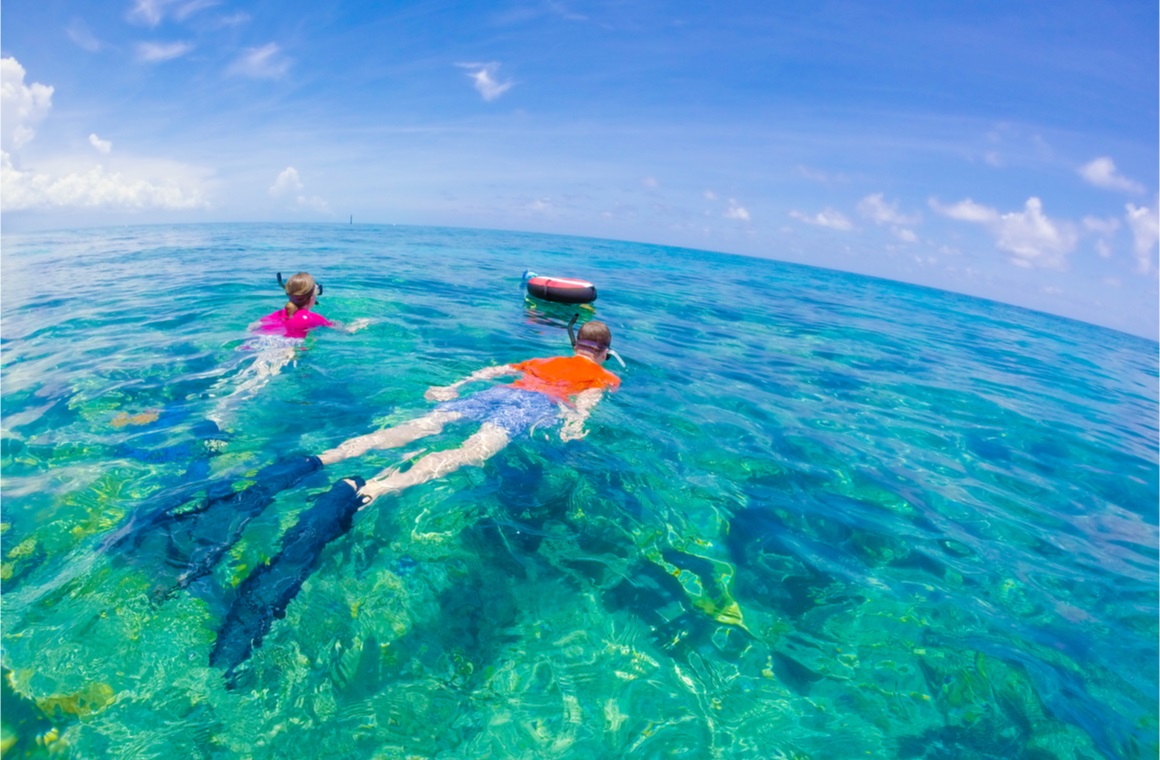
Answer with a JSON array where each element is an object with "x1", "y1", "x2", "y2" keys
[{"x1": 524, "y1": 273, "x2": 598, "y2": 304}]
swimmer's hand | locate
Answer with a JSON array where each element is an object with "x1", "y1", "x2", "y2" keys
[
  {"x1": 558, "y1": 389, "x2": 602, "y2": 441},
  {"x1": 559, "y1": 420, "x2": 587, "y2": 441},
  {"x1": 425, "y1": 385, "x2": 459, "y2": 402},
  {"x1": 345, "y1": 318, "x2": 371, "y2": 334}
]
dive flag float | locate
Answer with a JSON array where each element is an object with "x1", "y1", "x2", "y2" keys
[{"x1": 523, "y1": 271, "x2": 598, "y2": 304}]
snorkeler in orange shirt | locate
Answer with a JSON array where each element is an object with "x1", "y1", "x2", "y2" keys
[
  {"x1": 318, "y1": 318, "x2": 620, "y2": 487},
  {"x1": 210, "y1": 320, "x2": 621, "y2": 679}
]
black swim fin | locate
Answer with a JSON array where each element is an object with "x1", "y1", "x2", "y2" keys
[
  {"x1": 105, "y1": 455, "x2": 324, "y2": 595},
  {"x1": 211, "y1": 476, "x2": 366, "y2": 683}
]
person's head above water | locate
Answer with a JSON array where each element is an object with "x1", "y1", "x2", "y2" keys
[
  {"x1": 574, "y1": 320, "x2": 612, "y2": 361},
  {"x1": 282, "y1": 272, "x2": 319, "y2": 317}
]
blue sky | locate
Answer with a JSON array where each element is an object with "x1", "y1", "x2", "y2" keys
[{"x1": 3, "y1": 1, "x2": 1157, "y2": 338}]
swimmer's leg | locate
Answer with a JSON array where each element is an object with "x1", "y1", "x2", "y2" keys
[
  {"x1": 210, "y1": 476, "x2": 366, "y2": 682},
  {"x1": 359, "y1": 422, "x2": 510, "y2": 505},
  {"x1": 317, "y1": 411, "x2": 461, "y2": 465},
  {"x1": 207, "y1": 343, "x2": 298, "y2": 427}
]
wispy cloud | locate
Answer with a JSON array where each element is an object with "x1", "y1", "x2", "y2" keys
[
  {"x1": 137, "y1": 41, "x2": 194, "y2": 63},
  {"x1": 931, "y1": 196, "x2": 1077, "y2": 270},
  {"x1": 173, "y1": 0, "x2": 219, "y2": 22},
  {"x1": 1125, "y1": 201, "x2": 1159, "y2": 274},
  {"x1": 89, "y1": 133, "x2": 112, "y2": 154},
  {"x1": 1, "y1": 57, "x2": 54, "y2": 152},
  {"x1": 229, "y1": 43, "x2": 290, "y2": 79},
  {"x1": 1079, "y1": 157, "x2": 1145, "y2": 194},
  {"x1": 797, "y1": 165, "x2": 848, "y2": 184},
  {"x1": 127, "y1": 0, "x2": 215, "y2": 27},
  {"x1": 724, "y1": 199, "x2": 750, "y2": 221},
  {"x1": 457, "y1": 62, "x2": 514, "y2": 102},
  {"x1": 128, "y1": 0, "x2": 167, "y2": 27},
  {"x1": 858, "y1": 193, "x2": 920, "y2": 242},
  {"x1": 1082, "y1": 216, "x2": 1120, "y2": 235},
  {"x1": 789, "y1": 208, "x2": 852, "y2": 231},
  {"x1": 66, "y1": 19, "x2": 102, "y2": 52},
  {"x1": 857, "y1": 193, "x2": 920, "y2": 226}
]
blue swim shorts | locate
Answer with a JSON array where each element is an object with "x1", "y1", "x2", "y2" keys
[{"x1": 437, "y1": 386, "x2": 559, "y2": 438}]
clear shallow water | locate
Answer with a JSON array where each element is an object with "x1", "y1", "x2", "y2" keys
[{"x1": 1, "y1": 223, "x2": 1156, "y2": 759}]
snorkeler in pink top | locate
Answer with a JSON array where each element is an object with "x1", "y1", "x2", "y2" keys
[
  {"x1": 256, "y1": 272, "x2": 334, "y2": 339},
  {"x1": 208, "y1": 271, "x2": 366, "y2": 425}
]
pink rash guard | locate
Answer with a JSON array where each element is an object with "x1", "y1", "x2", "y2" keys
[{"x1": 256, "y1": 308, "x2": 334, "y2": 339}]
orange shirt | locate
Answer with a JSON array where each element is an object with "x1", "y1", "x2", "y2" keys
[{"x1": 510, "y1": 356, "x2": 620, "y2": 403}]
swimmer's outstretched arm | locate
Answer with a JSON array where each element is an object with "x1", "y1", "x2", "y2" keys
[
  {"x1": 559, "y1": 388, "x2": 604, "y2": 441},
  {"x1": 424, "y1": 364, "x2": 518, "y2": 401},
  {"x1": 327, "y1": 317, "x2": 371, "y2": 334}
]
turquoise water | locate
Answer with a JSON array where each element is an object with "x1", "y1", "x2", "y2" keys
[{"x1": 1, "y1": 223, "x2": 1156, "y2": 759}]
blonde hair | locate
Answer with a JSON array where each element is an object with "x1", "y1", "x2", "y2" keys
[{"x1": 282, "y1": 272, "x2": 317, "y2": 317}]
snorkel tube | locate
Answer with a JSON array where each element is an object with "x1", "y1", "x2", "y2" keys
[{"x1": 568, "y1": 314, "x2": 625, "y2": 368}]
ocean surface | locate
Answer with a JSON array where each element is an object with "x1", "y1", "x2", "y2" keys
[{"x1": 1, "y1": 223, "x2": 1156, "y2": 759}]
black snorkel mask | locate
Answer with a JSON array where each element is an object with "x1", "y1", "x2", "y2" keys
[
  {"x1": 276, "y1": 272, "x2": 323, "y2": 298},
  {"x1": 568, "y1": 313, "x2": 625, "y2": 368}
]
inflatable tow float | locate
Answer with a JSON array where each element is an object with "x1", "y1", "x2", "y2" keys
[{"x1": 523, "y1": 271, "x2": 597, "y2": 304}]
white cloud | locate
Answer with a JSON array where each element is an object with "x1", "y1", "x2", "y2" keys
[
  {"x1": 1, "y1": 151, "x2": 207, "y2": 211},
  {"x1": 928, "y1": 197, "x2": 997, "y2": 223},
  {"x1": 1095, "y1": 239, "x2": 1112, "y2": 259},
  {"x1": 269, "y1": 167, "x2": 304, "y2": 197},
  {"x1": 457, "y1": 62, "x2": 514, "y2": 102},
  {"x1": 703, "y1": 189, "x2": 717, "y2": 201},
  {"x1": 857, "y1": 193, "x2": 920, "y2": 226},
  {"x1": 894, "y1": 228, "x2": 918, "y2": 243},
  {"x1": 89, "y1": 133, "x2": 112, "y2": 154},
  {"x1": 641, "y1": 176, "x2": 658, "y2": 188},
  {"x1": 1125, "y1": 201, "x2": 1159, "y2": 275},
  {"x1": 528, "y1": 198, "x2": 552, "y2": 212},
  {"x1": 1079, "y1": 157, "x2": 1145, "y2": 194},
  {"x1": 1082, "y1": 216, "x2": 1120, "y2": 235},
  {"x1": 1, "y1": 58, "x2": 54, "y2": 152},
  {"x1": 993, "y1": 199, "x2": 1077, "y2": 269},
  {"x1": 268, "y1": 166, "x2": 329, "y2": 213},
  {"x1": 0, "y1": 57, "x2": 207, "y2": 214},
  {"x1": 931, "y1": 196, "x2": 1077, "y2": 270},
  {"x1": 789, "y1": 208, "x2": 852, "y2": 231},
  {"x1": 724, "y1": 199, "x2": 750, "y2": 221},
  {"x1": 230, "y1": 43, "x2": 290, "y2": 79},
  {"x1": 67, "y1": 19, "x2": 102, "y2": 52},
  {"x1": 137, "y1": 41, "x2": 194, "y2": 63}
]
